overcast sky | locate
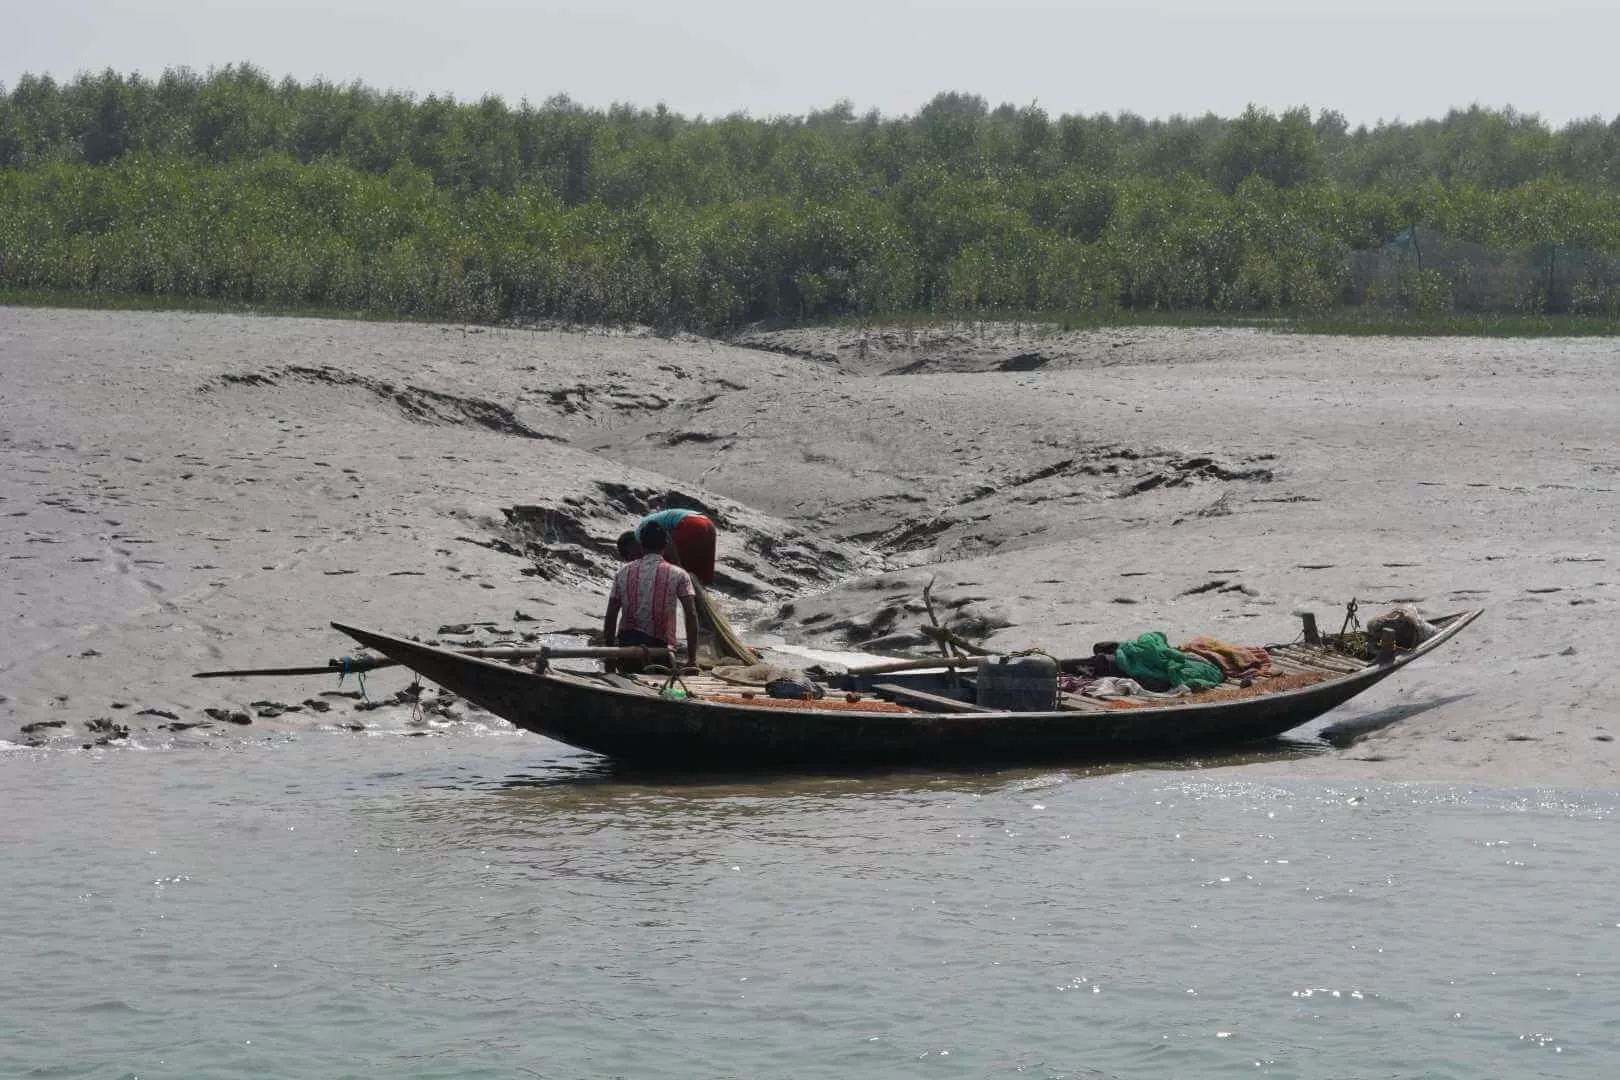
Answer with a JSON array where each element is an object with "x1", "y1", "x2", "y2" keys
[{"x1": 5, "y1": 0, "x2": 1615, "y2": 128}]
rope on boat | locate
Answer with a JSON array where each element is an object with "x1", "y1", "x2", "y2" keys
[
  {"x1": 335, "y1": 655, "x2": 370, "y2": 701},
  {"x1": 1339, "y1": 598, "x2": 1361, "y2": 637}
]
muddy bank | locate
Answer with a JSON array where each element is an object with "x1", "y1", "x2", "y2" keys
[
  {"x1": 1, "y1": 309, "x2": 1615, "y2": 786},
  {"x1": 0, "y1": 310, "x2": 863, "y2": 748}
]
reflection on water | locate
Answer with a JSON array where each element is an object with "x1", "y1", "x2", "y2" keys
[
  {"x1": 2, "y1": 732, "x2": 1616, "y2": 1079},
  {"x1": 486, "y1": 736, "x2": 1326, "y2": 800}
]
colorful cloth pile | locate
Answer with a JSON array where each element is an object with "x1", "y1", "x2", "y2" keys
[{"x1": 1176, "y1": 635, "x2": 1272, "y2": 679}]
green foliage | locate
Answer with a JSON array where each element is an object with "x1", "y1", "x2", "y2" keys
[
  {"x1": 3, "y1": 67, "x2": 1620, "y2": 328},
  {"x1": 1214, "y1": 106, "x2": 1321, "y2": 194}
]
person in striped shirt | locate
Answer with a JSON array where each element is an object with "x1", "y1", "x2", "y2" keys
[{"x1": 602, "y1": 521, "x2": 700, "y2": 671}]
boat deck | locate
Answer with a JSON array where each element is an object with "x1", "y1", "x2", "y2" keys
[
  {"x1": 624, "y1": 642, "x2": 1374, "y2": 715},
  {"x1": 632, "y1": 672, "x2": 927, "y2": 712}
]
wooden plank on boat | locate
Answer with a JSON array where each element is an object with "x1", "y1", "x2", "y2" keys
[
  {"x1": 680, "y1": 676, "x2": 739, "y2": 697},
  {"x1": 871, "y1": 682, "x2": 999, "y2": 713},
  {"x1": 1271, "y1": 645, "x2": 1367, "y2": 674},
  {"x1": 1290, "y1": 643, "x2": 1367, "y2": 663},
  {"x1": 633, "y1": 673, "x2": 727, "y2": 693},
  {"x1": 1058, "y1": 693, "x2": 1112, "y2": 713},
  {"x1": 1264, "y1": 654, "x2": 1327, "y2": 677},
  {"x1": 1269, "y1": 646, "x2": 1327, "y2": 669},
  {"x1": 601, "y1": 673, "x2": 660, "y2": 695}
]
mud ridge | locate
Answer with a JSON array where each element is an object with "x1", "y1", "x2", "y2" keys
[
  {"x1": 209, "y1": 366, "x2": 561, "y2": 440},
  {"x1": 962, "y1": 446, "x2": 1275, "y2": 507},
  {"x1": 528, "y1": 383, "x2": 673, "y2": 421},
  {"x1": 759, "y1": 577, "x2": 1013, "y2": 653},
  {"x1": 487, "y1": 482, "x2": 875, "y2": 601}
]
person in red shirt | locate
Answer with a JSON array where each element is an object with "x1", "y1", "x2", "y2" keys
[
  {"x1": 637, "y1": 508, "x2": 717, "y2": 586},
  {"x1": 602, "y1": 521, "x2": 700, "y2": 672}
]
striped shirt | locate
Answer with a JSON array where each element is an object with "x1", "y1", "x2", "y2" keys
[{"x1": 610, "y1": 554, "x2": 694, "y2": 645}]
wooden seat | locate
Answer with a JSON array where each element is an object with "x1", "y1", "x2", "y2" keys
[
  {"x1": 871, "y1": 682, "x2": 998, "y2": 713},
  {"x1": 1057, "y1": 692, "x2": 1112, "y2": 713}
]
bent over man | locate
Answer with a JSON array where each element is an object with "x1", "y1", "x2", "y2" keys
[
  {"x1": 603, "y1": 521, "x2": 700, "y2": 671},
  {"x1": 637, "y1": 508, "x2": 717, "y2": 587}
]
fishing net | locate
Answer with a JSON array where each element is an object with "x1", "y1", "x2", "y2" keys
[
  {"x1": 694, "y1": 581, "x2": 758, "y2": 667},
  {"x1": 1351, "y1": 227, "x2": 1620, "y2": 315}
]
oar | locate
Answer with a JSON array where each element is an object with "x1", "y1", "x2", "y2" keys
[
  {"x1": 193, "y1": 644, "x2": 670, "y2": 679},
  {"x1": 194, "y1": 659, "x2": 397, "y2": 679},
  {"x1": 194, "y1": 653, "x2": 425, "y2": 678},
  {"x1": 846, "y1": 652, "x2": 1087, "y2": 677}
]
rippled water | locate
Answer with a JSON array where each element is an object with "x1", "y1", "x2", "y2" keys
[{"x1": 3, "y1": 732, "x2": 1616, "y2": 1079}]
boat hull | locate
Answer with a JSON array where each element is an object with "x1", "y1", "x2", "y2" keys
[{"x1": 331, "y1": 611, "x2": 1481, "y2": 769}]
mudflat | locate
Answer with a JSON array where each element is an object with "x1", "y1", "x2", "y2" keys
[{"x1": 2, "y1": 307, "x2": 1614, "y2": 786}]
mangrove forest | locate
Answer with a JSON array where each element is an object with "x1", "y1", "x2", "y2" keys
[{"x1": 3, "y1": 65, "x2": 1620, "y2": 330}]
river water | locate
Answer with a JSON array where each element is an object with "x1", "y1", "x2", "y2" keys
[{"x1": 3, "y1": 729, "x2": 1616, "y2": 1080}]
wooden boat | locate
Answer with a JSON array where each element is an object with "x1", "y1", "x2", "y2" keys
[{"x1": 329, "y1": 609, "x2": 1482, "y2": 768}]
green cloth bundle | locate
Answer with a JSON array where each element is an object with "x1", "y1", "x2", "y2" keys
[{"x1": 1115, "y1": 631, "x2": 1225, "y2": 691}]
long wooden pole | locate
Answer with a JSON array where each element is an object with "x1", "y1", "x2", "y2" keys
[
  {"x1": 844, "y1": 654, "x2": 991, "y2": 677},
  {"x1": 193, "y1": 643, "x2": 669, "y2": 679}
]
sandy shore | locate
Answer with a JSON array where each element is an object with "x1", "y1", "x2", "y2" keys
[{"x1": 2, "y1": 308, "x2": 1615, "y2": 786}]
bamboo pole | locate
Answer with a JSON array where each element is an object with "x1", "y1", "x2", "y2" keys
[
  {"x1": 845, "y1": 654, "x2": 993, "y2": 677},
  {"x1": 193, "y1": 643, "x2": 668, "y2": 679}
]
